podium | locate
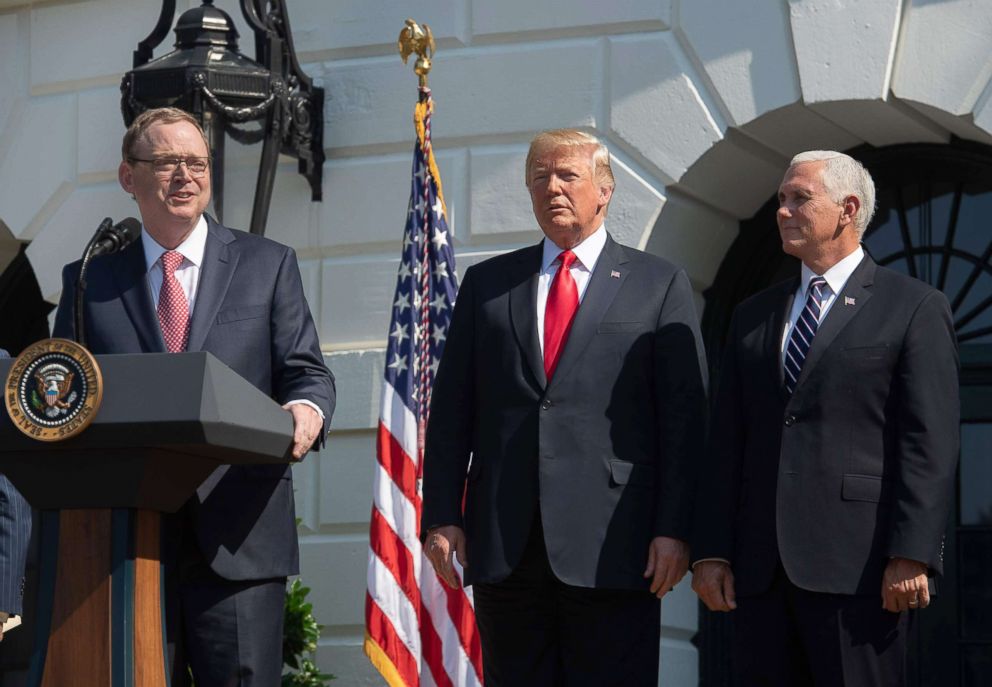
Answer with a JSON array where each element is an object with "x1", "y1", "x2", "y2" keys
[{"x1": 0, "y1": 352, "x2": 296, "y2": 687}]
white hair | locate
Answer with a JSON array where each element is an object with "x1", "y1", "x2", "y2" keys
[{"x1": 790, "y1": 151, "x2": 876, "y2": 238}]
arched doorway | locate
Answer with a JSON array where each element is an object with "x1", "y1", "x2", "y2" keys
[{"x1": 700, "y1": 138, "x2": 992, "y2": 686}]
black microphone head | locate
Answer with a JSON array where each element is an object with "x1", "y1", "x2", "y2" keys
[
  {"x1": 114, "y1": 217, "x2": 142, "y2": 242},
  {"x1": 89, "y1": 217, "x2": 142, "y2": 257}
]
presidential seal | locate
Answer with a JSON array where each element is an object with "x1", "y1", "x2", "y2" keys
[{"x1": 4, "y1": 338, "x2": 103, "y2": 442}]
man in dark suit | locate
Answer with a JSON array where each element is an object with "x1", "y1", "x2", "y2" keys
[
  {"x1": 0, "y1": 350, "x2": 30, "y2": 643},
  {"x1": 692, "y1": 151, "x2": 959, "y2": 685},
  {"x1": 51, "y1": 108, "x2": 335, "y2": 686},
  {"x1": 421, "y1": 129, "x2": 707, "y2": 686}
]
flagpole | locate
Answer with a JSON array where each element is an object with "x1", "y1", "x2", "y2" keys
[{"x1": 365, "y1": 20, "x2": 484, "y2": 687}]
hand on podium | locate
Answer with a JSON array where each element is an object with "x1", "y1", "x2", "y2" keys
[{"x1": 284, "y1": 402, "x2": 323, "y2": 460}]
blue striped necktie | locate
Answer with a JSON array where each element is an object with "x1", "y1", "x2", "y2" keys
[{"x1": 784, "y1": 276, "x2": 828, "y2": 394}]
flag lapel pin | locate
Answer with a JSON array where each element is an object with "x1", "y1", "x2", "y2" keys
[
  {"x1": 610, "y1": 270, "x2": 621, "y2": 279},
  {"x1": 844, "y1": 296, "x2": 856, "y2": 306}
]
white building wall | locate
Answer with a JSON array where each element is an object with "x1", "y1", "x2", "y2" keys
[{"x1": 2, "y1": 0, "x2": 992, "y2": 684}]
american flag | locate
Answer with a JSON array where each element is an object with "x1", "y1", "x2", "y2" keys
[{"x1": 364, "y1": 87, "x2": 484, "y2": 687}]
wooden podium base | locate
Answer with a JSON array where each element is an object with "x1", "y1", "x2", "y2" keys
[{"x1": 28, "y1": 509, "x2": 170, "y2": 687}]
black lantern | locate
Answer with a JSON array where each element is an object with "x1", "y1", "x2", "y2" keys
[{"x1": 121, "y1": 0, "x2": 324, "y2": 236}]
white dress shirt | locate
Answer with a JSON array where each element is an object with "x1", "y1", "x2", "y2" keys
[
  {"x1": 536, "y1": 223, "x2": 608, "y2": 355},
  {"x1": 780, "y1": 245, "x2": 865, "y2": 363}
]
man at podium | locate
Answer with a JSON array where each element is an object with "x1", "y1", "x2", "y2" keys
[{"x1": 52, "y1": 108, "x2": 335, "y2": 687}]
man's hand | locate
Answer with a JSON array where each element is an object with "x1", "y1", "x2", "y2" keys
[
  {"x1": 644, "y1": 536, "x2": 689, "y2": 599},
  {"x1": 692, "y1": 561, "x2": 737, "y2": 611},
  {"x1": 425, "y1": 526, "x2": 468, "y2": 589},
  {"x1": 283, "y1": 403, "x2": 323, "y2": 460},
  {"x1": 882, "y1": 557, "x2": 930, "y2": 613}
]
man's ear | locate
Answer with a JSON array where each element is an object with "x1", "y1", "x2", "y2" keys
[
  {"x1": 599, "y1": 184, "x2": 613, "y2": 210},
  {"x1": 840, "y1": 194, "x2": 860, "y2": 228},
  {"x1": 119, "y1": 160, "x2": 134, "y2": 194}
]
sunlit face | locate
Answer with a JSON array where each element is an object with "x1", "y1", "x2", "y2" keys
[
  {"x1": 777, "y1": 161, "x2": 856, "y2": 266},
  {"x1": 527, "y1": 145, "x2": 612, "y2": 249},
  {"x1": 118, "y1": 120, "x2": 211, "y2": 248}
]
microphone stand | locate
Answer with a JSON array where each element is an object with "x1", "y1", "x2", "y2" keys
[{"x1": 74, "y1": 218, "x2": 113, "y2": 347}]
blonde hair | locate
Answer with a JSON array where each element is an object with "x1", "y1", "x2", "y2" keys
[{"x1": 525, "y1": 129, "x2": 615, "y2": 191}]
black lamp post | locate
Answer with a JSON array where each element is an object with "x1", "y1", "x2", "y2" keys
[{"x1": 120, "y1": 0, "x2": 324, "y2": 236}]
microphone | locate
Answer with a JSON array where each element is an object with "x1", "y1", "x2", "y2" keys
[
  {"x1": 90, "y1": 217, "x2": 141, "y2": 257},
  {"x1": 74, "y1": 216, "x2": 142, "y2": 346}
]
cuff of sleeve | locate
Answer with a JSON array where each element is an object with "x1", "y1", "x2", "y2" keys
[
  {"x1": 692, "y1": 557, "x2": 730, "y2": 570},
  {"x1": 284, "y1": 399, "x2": 325, "y2": 422}
]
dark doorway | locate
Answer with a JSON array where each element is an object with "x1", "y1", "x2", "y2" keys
[{"x1": 698, "y1": 139, "x2": 992, "y2": 687}]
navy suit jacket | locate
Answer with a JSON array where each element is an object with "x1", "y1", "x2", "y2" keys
[
  {"x1": 52, "y1": 217, "x2": 335, "y2": 580},
  {"x1": 421, "y1": 235, "x2": 707, "y2": 590},
  {"x1": 693, "y1": 256, "x2": 959, "y2": 596},
  {"x1": 0, "y1": 350, "x2": 30, "y2": 614}
]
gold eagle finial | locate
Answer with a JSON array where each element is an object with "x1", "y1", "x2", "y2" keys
[{"x1": 398, "y1": 18, "x2": 436, "y2": 88}]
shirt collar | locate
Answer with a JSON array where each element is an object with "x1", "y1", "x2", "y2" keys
[
  {"x1": 142, "y1": 215, "x2": 208, "y2": 273},
  {"x1": 800, "y1": 244, "x2": 865, "y2": 296},
  {"x1": 541, "y1": 222, "x2": 608, "y2": 273}
]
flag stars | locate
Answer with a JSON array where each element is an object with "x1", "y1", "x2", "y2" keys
[
  {"x1": 432, "y1": 228, "x2": 448, "y2": 251},
  {"x1": 432, "y1": 198, "x2": 444, "y2": 220},
  {"x1": 394, "y1": 291, "x2": 411, "y2": 313},
  {"x1": 387, "y1": 352, "x2": 408, "y2": 374},
  {"x1": 397, "y1": 262, "x2": 412, "y2": 282},
  {"x1": 390, "y1": 322, "x2": 409, "y2": 345},
  {"x1": 431, "y1": 325, "x2": 446, "y2": 346},
  {"x1": 430, "y1": 293, "x2": 447, "y2": 314},
  {"x1": 435, "y1": 261, "x2": 449, "y2": 280},
  {"x1": 430, "y1": 356, "x2": 441, "y2": 375}
]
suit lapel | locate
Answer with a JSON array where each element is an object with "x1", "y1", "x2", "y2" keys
[
  {"x1": 186, "y1": 218, "x2": 238, "y2": 352},
  {"x1": 548, "y1": 235, "x2": 628, "y2": 390},
  {"x1": 113, "y1": 239, "x2": 166, "y2": 352},
  {"x1": 793, "y1": 255, "x2": 875, "y2": 391},
  {"x1": 770, "y1": 278, "x2": 798, "y2": 402},
  {"x1": 509, "y1": 243, "x2": 546, "y2": 388}
]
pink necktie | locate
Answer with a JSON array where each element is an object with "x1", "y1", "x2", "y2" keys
[
  {"x1": 544, "y1": 250, "x2": 579, "y2": 380},
  {"x1": 158, "y1": 251, "x2": 190, "y2": 353}
]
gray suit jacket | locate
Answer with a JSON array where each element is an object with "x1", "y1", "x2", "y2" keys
[
  {"x1": 51, "y1": 217, "x2": 335, "y2": 580},
  {"x1": 0, "y1": 349, "x2": 31, "y2": 614},
  {"x1": 693, "y1": 256, "x2": 959, "y2": 595}
]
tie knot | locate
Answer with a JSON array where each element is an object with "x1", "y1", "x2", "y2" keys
[
  {"x1": 161, "y1": 250, "x2": 184, "y2": 272},
  {"x1": 558, "y1": 250, "x2": 577, "y2": 269},
  {"x1": 809, "y1": 276, "x2": 827, "y2": 295}
]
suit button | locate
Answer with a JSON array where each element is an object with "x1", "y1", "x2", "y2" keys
[
  {"x1": 784, "y1": 415, "x2": 796, "y2": 426},
  {"x1": 541, "y1": 399, "x2": 552, "y2": 410}
]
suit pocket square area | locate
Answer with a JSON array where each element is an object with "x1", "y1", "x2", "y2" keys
[
  {"x1": 841, "y1": 473, "x2": 891, "y2": 503},
  {"x1": 216, "y1": 304, "x2": 268, "y2": 324},
  {"x1": 597, "y1": 321, "x2": 642, "y2": 333},
  {"x1": 609, "y1": 460, "x2": 655, "y2": 487}
]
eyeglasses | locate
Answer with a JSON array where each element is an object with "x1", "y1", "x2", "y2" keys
[{"x1": 128, "y1": 156, "x2": 211, "y2": 177}]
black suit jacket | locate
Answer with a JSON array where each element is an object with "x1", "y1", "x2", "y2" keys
[
  {"x1": 0, "y1": 351, "x2": 32, "y2": 615},
  {"x1": 422, "y1": 235, "x2": 707, "y2": 590},
  {"x1": 693, "y1": 255, "x2": 959, "y2": 596},
  {"x1": 52, "y1": 216, "x2": 335, "y2": 580}
]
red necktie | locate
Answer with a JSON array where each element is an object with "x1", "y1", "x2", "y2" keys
[
  {"x1": 544, "y1": 250, "x2": 579, "y2": 379},
  {"x1": 158, "y1": 250, "x2": 190, "y2": 353}
]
